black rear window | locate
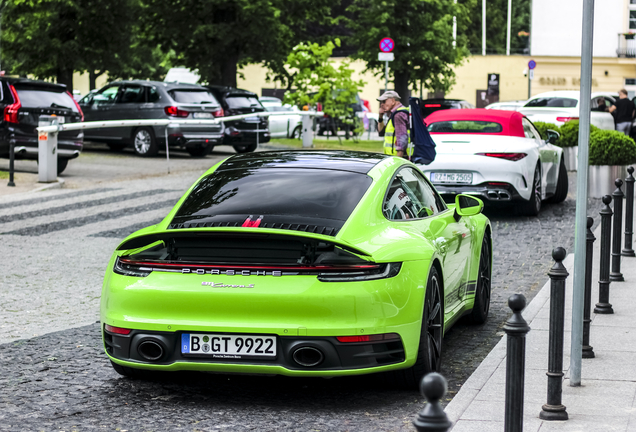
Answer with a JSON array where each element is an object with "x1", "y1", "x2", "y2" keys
[
  {"x1": 421, "y1": 101, "x2": 459, "y2": 118},
  {"x1": 524, "y1": 97, "x2": 578, "y2": 108},
  {"x1": 226, "y1": 96, "x2": 262, "y2": 109},
  {"x1": 428, "y1": 120, "x2": 503, "y2": 133},
  {"x1": 16, "y1": 89, "x2": 79, "y2": 112},
  {"x1": 172, "y1": 168, "x2": 372, "y2": 225},
  {"x1": 169, "y1": 90, "x2": 219, "y2": 105}
]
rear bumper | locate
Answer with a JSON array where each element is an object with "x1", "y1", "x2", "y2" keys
[
  {"x1": 103, "y1": 326, "x2": 407, "y2": 376},
  {"x1": 11, "y1": 136, "x2": 83, "y2": 160},
  {"x1": 433, "y1": 183, "x2": 524, "y2": 204}
]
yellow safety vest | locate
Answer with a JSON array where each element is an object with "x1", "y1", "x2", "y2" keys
[{"x1": 383, "y1": 106, "x2": 412, "y2": 157}]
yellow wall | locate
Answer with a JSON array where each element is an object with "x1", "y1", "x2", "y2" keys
[{"x1": 72, "y1": 71, "x2": 110, "y2": 96}]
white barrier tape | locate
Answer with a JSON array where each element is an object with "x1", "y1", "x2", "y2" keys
[{"x1": 36, "y1": 111, "x2": 325, "y2": 133}]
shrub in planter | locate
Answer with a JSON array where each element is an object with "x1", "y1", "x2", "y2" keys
[
  {"x1": 589, "y1": 130, "x2": 636, "y2": 165},
  {"x1": 558, "y1": 120, "x2": 600, "y2": 147},
  {"x1": 533, "y1": 121, "x2": 561, "y2": 143}
]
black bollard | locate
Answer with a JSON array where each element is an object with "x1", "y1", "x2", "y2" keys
[
  {"x1": 540, "y1": 247, "x2": 569, "y2": 421},
  {"x1": 504, "y1": 294, "x2": 530, "y2": 432},
  {"x1": 7, "y1": 139, "x2": 15, "y2": 187},
  {"x1": 595, "y1": 195, "x2": 614, "y2": 314},
  {"x1": 412, "y1": 373, "x2": 452, "y2": 432},
  {"x1": 610, "y1": 179, "x2": 625, "y2": 281},
  {"x1": 623, "y1": 167, "x2": 635, "y2": 257},
  {"x1": 582, "y1": 217, "x2": 596, "y2": 359}
]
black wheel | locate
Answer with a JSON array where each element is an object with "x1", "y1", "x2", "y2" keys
[
  {"x1": 388, "y1": 266, "x2": 443, "y2": 388},
  {"x1": 520, "y1": 164, "x2": 542, "y2": 216},
  {"x1": 468, "y1": 233, "x2": 492, "y2": 324},
  {"x1": 107, "y1": 143, "x2": 127, "y2": 151},
  {"x1": 233, "y1": 143, "x2": 257, "y2": 153},
  {"x1": 187, "y1": 146, "x2": 213, "y2": 157},
  {"x1": 56, "y1": 158, "x2": 69, "y2": 175},
  {"x1": 548, "y1": 158, "x2": 568, "y2": 203},
  {"x1": 133, "y1": 127, "x2": 158, "y2": 157},
  {"x1": 290, "y1": 125, "x2": 302, "y2": 139},
  {"x1": 110, "y1": 360, "x2": 147, "y2": 379}
]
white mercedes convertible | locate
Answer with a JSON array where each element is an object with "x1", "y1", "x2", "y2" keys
[{"x1": 417, "y1": 109, "x2": 567, "y2": 216}]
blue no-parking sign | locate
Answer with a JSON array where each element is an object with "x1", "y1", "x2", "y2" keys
[
  {"x1": 380, "y1": 38, "x2": 394, "y2": 53},
  {"x1": 528, "y1": 60, "x2": 537, "y2": 70}
]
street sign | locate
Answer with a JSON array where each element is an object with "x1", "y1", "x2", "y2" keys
[
  {"x1": 378, "y1": 52, "x2": 394, "y2": 61},
  {"x1": 379, "y1": 38, "x2": 395, "y2": 53},
  {"x1": 528, "y1": 60, "x2": 537, "y2": 70},
  {"x1": 529, "y1": 70, "x2": 534, "y2": 80}
]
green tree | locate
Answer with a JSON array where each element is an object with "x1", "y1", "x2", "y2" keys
[
  {"x1": 347, "y1": 0, "x2": 475, "y2": 100},
  {"x1": 284, "y1": 40, "x2": 365, "y2": 142},
  {"x1": 144, "y1": 0, "x2": 337, "y2": 88}
]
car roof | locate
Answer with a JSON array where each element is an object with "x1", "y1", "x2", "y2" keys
[
  {"x1": 216, "y1": 150, "x2": 389, "y2": 174},
  {"x1": 207, "y1": 85, "x2": 258, "y2": 97},
  {"x1": 1, "y1": 77, "x2": 67, "y2": 91},
  {"x1": 425, "y1": 108, "x2": 526, "y2": 137}
]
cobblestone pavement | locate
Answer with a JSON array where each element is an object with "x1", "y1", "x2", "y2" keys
[{"x1": 0, "y1": 167, "x2": 605, "y2": 431}]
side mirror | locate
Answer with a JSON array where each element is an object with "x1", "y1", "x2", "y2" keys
[
  {"x1": 454, "y1": 194, "x2": 484, "y2": 220},
  {"x1": 546, "y1": 129, "x2": 560, "y2": 144}
]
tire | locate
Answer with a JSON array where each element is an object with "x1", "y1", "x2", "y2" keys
[
  {"x1": 107, "y1": 143, "x2": 127, "y2": 151},
  {"x1": 56, "y1": 158, "x2": 69, "y2": 175},
  {"x1": 290, "y1": 125, "x2": 302, "y2": 139},
  {"x1": 233, "y1": 143, "x2": 258, "y2": 153},
  {"x1": 468, "y1": 233, "x2": 492, "y2": 324},
  {"x1": 520, "y1": 164, "x2": 542, "y2": 216},
  {"x1": 548, "y1": 158, "x2": 568, "y2": 203},
  {"x1": 389, "y1": 266, "x2": 443, "y2": 388},
  {"x1": 187, "y1": 146, "x2": 212, "y2": 157},
  {"x1": 133, "y1": 127, "x2": 158, "y2": 157}
]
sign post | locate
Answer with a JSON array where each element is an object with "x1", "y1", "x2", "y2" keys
[
  {"x1": 528, "y1": 60, "x2": 536, "y2": 99},
  {"x1": 379, "y1": 38, "x2": 395, "y2": 93}
]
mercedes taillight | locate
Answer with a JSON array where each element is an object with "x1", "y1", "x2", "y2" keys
[{"x1": 476, "y1": 152, "x2": 528, "y2": 161}]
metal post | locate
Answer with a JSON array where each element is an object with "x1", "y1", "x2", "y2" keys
[
  {"x1": 540, "y1": 247, "x2": 569, "y2": 421},
  {"x1": 528, "y1": 75, "x2": 531, "y2": 100},
  {"x1": 38, "y1": 116, "x2": 58, "y2": 183},
  {"x1": 301, "y1": 114, "x2": 312, "y2": 148},
  {"x1": 622, "y1": 166, "x2": 635, "y2": 257},
  {"x1": 570, "y1": 0, "x2": 595, "y2": 388},
  {"x1": 7, "y1": 137, "x2": 15, "y2": 187},
  {"x1": 595, "y1": 195, "x2": 614, "y2": 314},
  {"x1": 504, "y1": 294, "x2": 530, "y2": 432},
  {"x1": 164, "y1": 125, "x2": 171, "y2": 174},
  {"x1": 610, "y1": 179, "x2": 625, "y2": 281},
  {"x1": 412, "y1": 373, "x2": 452, "y2": 432},
  {"x1": 482, "y1": 0, "x2": 486, "y2": 56},
  {"x1": 385, "y1": 61, "x2": 389, "y2": 92},
  {"x1": 506, "y1": 0, "x2": 512, "y2": 56},
  {"x1": 583, "y1": 217, "x2": 596, "y2": 359}
]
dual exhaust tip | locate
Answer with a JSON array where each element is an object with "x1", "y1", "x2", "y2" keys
[
  {"x1": 487, "y1": 190, "x2": 511, "y2": 200},
  {"x1": 137, "y1": 340, "x2": 324, "y2": 367}
]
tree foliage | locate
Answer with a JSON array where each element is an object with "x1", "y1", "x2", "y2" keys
[
  {"x1": 144, "y1": 0, "x2": 337, "y2": 88},
  {"x1": 347, "y1": 0, "x2": 475, "y2": 99}
]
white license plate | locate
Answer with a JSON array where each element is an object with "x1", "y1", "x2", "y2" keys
[
  {"x1": 193, "y1": 112, "x2": 213, "y2": 119},
  {"x1": 430, "y1": 172, "x2": 473, "y2": 184},
  {"x1": 181, "y1": 333, "x2": 276, "y2": 358},
  {"x1": 244, "y1": 116, "x2": 260, "y2": 122}
]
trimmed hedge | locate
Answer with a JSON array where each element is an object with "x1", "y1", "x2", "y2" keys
[
  {"x1": 533, "y1": 121, "x2": 561, "y2": 143},
  {"x1": 589, "y1": 130, "x2": 636, "y2": 165},
  {"x1": 558, "y1": 120, "x2": 600, "y2": 148}
]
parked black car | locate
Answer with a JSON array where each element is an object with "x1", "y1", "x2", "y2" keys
[
  {"x1": 0, "y1": 77, "x2": 83, "y2": 174},
  {"x1": 79, "y1": 81, "x2": 224, "y2": 157},
  {"x1": 420, "y1": 98, "x2": 475, "y2": 118},
  {"x1": 207, "y1": 86, "x2": 269, "y2": 153}
]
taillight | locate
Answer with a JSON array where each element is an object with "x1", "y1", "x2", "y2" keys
[
  {"x1": 476, "y1": 152, "x2": 527, "y2": 161},
  {"x1": 212, "y1": 108, "x2": 224, "y2": 117},
  {"x1": 556, "y1": 117, "x2": 578, "y2": 123},
  {"x1": 336, "y1": 333, "x2": 401, "y2": 343},
  {"x1": 104, "y1": 324, "x2": 132, "y2": 335},
  {"x1": 164, "y1": 106, "x2": 189, "y2": 117},
  {"x1": 317, "y1": 262, "x2": 401, "y2": 282},
  {"x1": 114, "y1": 257, "x2": 151, "y2": 277},
  {"x1": 425, "y1": 104, "x2": 441, "y2": 108},
  {"x1": 4, "y1": 85, "x2": 21, "y2": 123},
  {"x1": 66, "y1": 91, "x2": 84, "y2": 122}
]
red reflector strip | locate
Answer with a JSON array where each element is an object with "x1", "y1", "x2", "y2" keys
[
  {"x1": 424, "y1": 104, "x2": 441, "y2": 107},
  {"x1": 487, "y1": 182, "x2": 509, "y2": 186},
  {"x1": 476, "y1": 152, "x2": 527, "y2": 161},
  {"x1": 118, "y1": 258, "x2": 380, "y2": 272},
  {"x1": 105, "y1": 324, "x2": 132, "y2": 335},
  {"x1": 337, "y1": 333, "x2": 400, "y2": 343}
]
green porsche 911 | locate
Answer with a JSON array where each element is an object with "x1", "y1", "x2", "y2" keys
[{"x1": 101, "y1": 150, "x2": 492, "y2": 387}]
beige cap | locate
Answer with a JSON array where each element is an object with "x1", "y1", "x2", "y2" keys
[{"x1": 377, "y1": 90, "x2": 401, "y2": 101}]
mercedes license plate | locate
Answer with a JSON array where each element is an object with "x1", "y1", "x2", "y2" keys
[
  {"x1": 193, "y1": 112, "x2": 213, "y2": 119},
  {"x1": 181, "y1": 333, "x2": 276, "y2": 358},
  {"x1": 430, "y1": 172, "x2": 473, "y2": 184}
]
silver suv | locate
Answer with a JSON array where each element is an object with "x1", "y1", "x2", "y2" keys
[{"x1": 79, "y1": 81, "x2": 224, "y2": 157}]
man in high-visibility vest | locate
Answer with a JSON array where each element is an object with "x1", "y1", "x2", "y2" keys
[{"x1": 377, "y1": 91, "x2": 410, "y2": 158}]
